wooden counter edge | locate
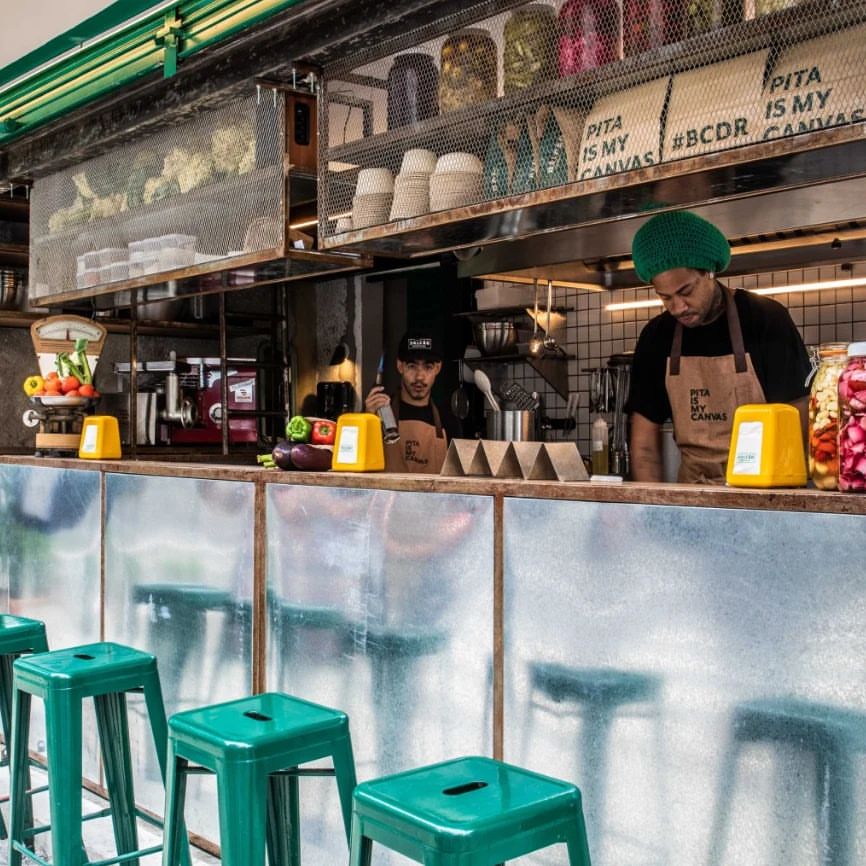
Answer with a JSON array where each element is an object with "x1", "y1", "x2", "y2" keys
[{"x1": 2, "y1": 455, "x2": 865, "y2": 516}]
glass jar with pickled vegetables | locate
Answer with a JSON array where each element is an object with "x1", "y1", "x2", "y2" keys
[
  {"x1": 754, "y1": 0, "x2": 801, "y2": 14},
  {"x1": 808, "y1": 342, "x2": 847, "y2": 490},
  {"x1": 439, "y1": 29, "x2": 497, "y2": 113},
  {"x1": 558, "y1": 0, "x2": 621, "y2": 76},
  {"x1": 684, "y1": 0, "x2": 743, "y2": 37},
  {"x1": 503, "y1": 5, "x2": 557, "y2": 94},
  {"x1": 623, "y1": 0, "x2": 684, "y2": 57},
  {"x1": 838, "y1": 342, "x2": 866, "y2": 492}
]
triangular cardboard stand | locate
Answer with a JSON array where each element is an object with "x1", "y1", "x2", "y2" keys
[
  {"x1": 441, "y1": 439, "x2": 478, "y2": 476},
  {"x1": 543, "y1": 442, "x2": 589, "y2": 481},
  {"x1": 511, "y1": 442, "x2": 554, "y2": 480},
  {"x1": 467, "y1": 444, "x2": 493, "y2": 476},
  {"x1": 479, "y1": 440, "x2": 522, "y2": 478}
]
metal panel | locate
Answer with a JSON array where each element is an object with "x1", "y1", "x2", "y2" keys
[
  {"x1": 266, "y1": 483, "x2": 494, "y2": 864},
  {"x1": 0, "y1": 463, "x2": 102, "y2": 781},
  {"x1": 504, "y1": 497, "x2": 866, "y2": 866},
  {"x1": 103, "y1": 472, "x2": 254, "y2": 840}
]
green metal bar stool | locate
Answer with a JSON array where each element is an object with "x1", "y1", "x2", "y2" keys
[
  {"x1": 0, "y1": 614, "x2": 49, "y2": 840},
  {"x1": 348, "y1": 755, "x2": 592, "y2": 866},
  {"x1": 162, "y1": 691, "x2": 357, "y2": 866},
  {"x1": 9, "y1": 641, "x2": 189, "y2": 866}
]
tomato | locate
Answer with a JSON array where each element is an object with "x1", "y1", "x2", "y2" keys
[
  {"x1": 45, "y1": 371, "x2": 59, "y2": 381},
  {"x1": 78, "y1": 383, "x2": 96, "y2": 398},
  {"x1": 61, "y1": 375, "x2": 81, "y2": 393},
  {"x1": 65, "y1": 389, "x2": 80, "y2": 398}
]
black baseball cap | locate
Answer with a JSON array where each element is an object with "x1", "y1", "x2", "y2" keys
[{"x1": 397, "y1": 330, "x2": 443, "y2": 362}]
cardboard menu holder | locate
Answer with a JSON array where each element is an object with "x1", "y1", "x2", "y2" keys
[
  {"x1": 543, "y1": 442, "x2": 590, "y2": 482},
  {"x1": 441, "y1": 440, "x2": 588, "y2": 482}
]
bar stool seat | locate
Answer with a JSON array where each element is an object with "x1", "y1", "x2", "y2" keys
[
  {"x1": 9, "y1": 641, "x2": 187, "y2": 866},
  {"x1": 162, "y1": 691, "x2": 357, "y2": 866},
  {"x1": 349, "y1": 755, "x2": 592, "y2": 866},
  {"x1": 709, "y1": 696, "x2": 866, "y2": 866},
  {"x1": 0, "y1": 614, "x2": 48, "y2": 839}
]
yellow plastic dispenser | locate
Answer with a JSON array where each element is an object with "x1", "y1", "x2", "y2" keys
[
  {"x1": 332, "y1": 413, "x2": 385, "y2": 471},
  {"x1": 78, "y1": 416, "x2": 122, "y2": 459},
  {"x1": 726, "y1": 403, "x2": 806, "y2": 488}
]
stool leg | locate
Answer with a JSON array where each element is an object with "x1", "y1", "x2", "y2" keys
[
  {"x1": 162, "y1": 747, "x2": 189, "y2": 866},
  {"x1": 44, "y1": 690, "x2": 84, "y2": 866},
  {"x1": 266, "y1": 771, "x2": 299, "y2": 866},
  {"x1": 94, "y1": 692, "x2": 139, "y2": 865},
  {"x1": 348, "y1": 812, "x2": 372, "y2": 866},
  {"x1": 0, "y1": 654, "x2": 16, "y2": 839},
  {"x1": 706, "y1": 736, "x2": 742, "y2": 866},
  {"x1": 565, "y1": 808, "x2": 593, "y2": 866},
  {"x1": 8, "y1": 687, "x2": 32, "y2": 866},
  {"x1": 217, "y1": 764, "x2": 269, "y2": 866},
  {"x1": 332, "y1": 733, "x2": 358, "y2": 843},
  {"x1": 821, "y1": 742, "x2": 853, "y2": 866}
]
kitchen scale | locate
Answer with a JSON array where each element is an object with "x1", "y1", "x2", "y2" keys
[{"x1": 22, "y1": 316, "x2": 107, "y2": 454}]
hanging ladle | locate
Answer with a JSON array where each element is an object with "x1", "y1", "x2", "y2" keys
[{"x1": 543, "y1": 279, "x2": 557, "y2": 353}]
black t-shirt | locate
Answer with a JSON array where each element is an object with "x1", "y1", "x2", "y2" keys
[
  {"x1": 625, "y1": 289, "x2": 811, "y2": 425},
  {"x1": 397, "y1": 399, "x2": 462, "y2": 442}
]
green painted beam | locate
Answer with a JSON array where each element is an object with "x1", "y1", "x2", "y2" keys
[{"x1": 0, "y1": 0, "x2": 307, "y2": 144}]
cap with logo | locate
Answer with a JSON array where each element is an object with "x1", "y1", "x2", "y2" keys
[{"x1": 397, "y1": 330, "x2": 443, "y2": 362}]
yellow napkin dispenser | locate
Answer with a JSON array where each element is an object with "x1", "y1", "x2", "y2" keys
[
  {"x1": 78, "y1": 416, "x2": 122, "y2": 460},
  {"x1": 332, "y1": 413, "x2": 385, "y2": 472},
  {"x1": 726, "y1": 403, "x2": 806, "y2": 488}
]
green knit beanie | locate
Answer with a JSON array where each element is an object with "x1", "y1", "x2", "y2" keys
[{"x1": 631, "y1": 211, "x2": 731, "y2": 283}]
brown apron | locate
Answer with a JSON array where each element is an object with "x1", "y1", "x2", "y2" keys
[
  {"x1": 665, "y1": 288, "x2": 766, "y2": 484},
  {"x1": 384, "y1": 399, "x2": 449, "y2": 474}
]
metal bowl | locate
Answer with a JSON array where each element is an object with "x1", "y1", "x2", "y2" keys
[{"x1": 474, "y1": 321, "x2": 517, "y2": 355}]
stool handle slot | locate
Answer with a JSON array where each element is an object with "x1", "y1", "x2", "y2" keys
[
  {"x1": 73, "y1": 653, "x2": 95, "y2": 660},
  {"x1": 243, "y1": 710, "x2": 273, "y2": 722},
  {"x1": 442, "y1": 781, "x2": 488, "y2": 796}
]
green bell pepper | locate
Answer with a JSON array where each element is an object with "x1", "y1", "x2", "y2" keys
[{"x1": 286, "y1": 415, "x2": 312, "y2": 443}]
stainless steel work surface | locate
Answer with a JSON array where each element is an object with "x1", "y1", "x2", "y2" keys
[
  {"x1": 267, "y1": 484, "x2": 495, "y2": 865},
  {"x1": 504, "y1": 498, "x2": 866, "y2": 866}
]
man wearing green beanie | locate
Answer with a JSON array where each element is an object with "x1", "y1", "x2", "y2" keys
[{"x1": 626, "y1": 210, "x2": 810, "y2": 484}]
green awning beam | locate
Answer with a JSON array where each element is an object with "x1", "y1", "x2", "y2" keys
[{"x1": 0, "y1": 0, "x2": 307, "y2": 145}]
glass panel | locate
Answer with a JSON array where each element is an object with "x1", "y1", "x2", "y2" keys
[
  {"x1": 267, "y1": 484, "x2": 494, "y2": 864},
  {"x1": 0, "y1": 464, "x2": 101, "y2": 779},
  {"x1": 104, "y1": 473, "x2": 254, "y2": 839},
  {"x1": 504, "y1": 498, "x2": 866, "y2": 866}
]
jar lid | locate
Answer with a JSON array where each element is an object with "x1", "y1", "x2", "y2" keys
[
  {"x1": 848, "y1": 341, "x2": 866, "y2": 356},
  {"x1": 818, "y1": 341, "x2": 849, "y2": 356}
]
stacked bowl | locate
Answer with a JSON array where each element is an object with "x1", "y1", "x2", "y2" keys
[
  {"x1": 352, "y1": 168, "x2": 394, "y2": 229},
  {"x1": 389, "y1": 149, "x2": 437, "y2": 221},
  {"x1": 429, "y1": 152, "x2": 484, "y2": 211}
]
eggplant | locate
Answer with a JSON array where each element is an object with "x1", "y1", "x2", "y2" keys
[
  {"x1": 289, "y1": 443, "x2": 333, "y2": 471},
  {"x1": 271, "y1": 439, "x2": 297, "y2": 470}
]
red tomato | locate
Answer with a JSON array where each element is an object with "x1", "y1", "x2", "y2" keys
[
  {"x1": 65, "y1": 389, "x2": 80, "y2": 398},
  {"x1": 78, "y1": 383, "x2": 96, "y2": 398},
  {"x1": 61, "y1": 375, "x2": 81, "y2": 393}
]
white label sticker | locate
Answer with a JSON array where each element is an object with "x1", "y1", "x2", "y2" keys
[
  {"x1": 336, "y1": 425, "x2": 360, "y2": 464},
  {"x1": 731, "y1": 421, "x2": 764, "y2": 476},
  {"x1": 81, "y1": 424, "x2": 99, "y2": 454}
]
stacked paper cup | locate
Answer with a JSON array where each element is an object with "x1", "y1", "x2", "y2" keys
[
  {"x1": 429, "y1": 152, "x2": 484, "y2": 211},
  {"x1": 352, "y1": 168, "x2": 394, "y2": 229},
  {"x1": 389, "y1": 149, "x2": 437, "y2": 221}
]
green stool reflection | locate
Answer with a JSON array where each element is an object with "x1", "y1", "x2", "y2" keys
[
  {"x1": 349, "y1": 755, "x2": 592, "y2": 866},
  {"x1": 708, "y1": 697, "x2": 866, "y2": 866},
  {"x1": 9, "y1": 641, "x2": 188, "y2": 866},
  {"x1": 0, "y1": 614, "x2": 49, "y2": 839},
  {"x1": 162, "y1": 691, "x2": 357, "y2": 866}
]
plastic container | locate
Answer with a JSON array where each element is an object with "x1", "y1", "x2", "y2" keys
[
  {"x1": 808, "y1": 342, "x2": 847, "y2": 490},
  {"x1": 79, "y1": 416, "x2": 121, "y2": 460},
  {"x1": 157, "y1": 234, "x2": 196, "y2": 251},
  {"x1": 558, "y1": 0, "x2": 621, "y2": 75},
  {"x1": 591, "y1": 415, "x2": 609, "y2": 475},
  {"x1": 128, "y1": 238, "x2": 161, "y2": 261},
  {"x1": 94, "y1": 248, "x2": 127, "y2": 267},
  {"x1": 82, "y1": 251, "x2": 102, "y2": 270},
  {"x1": 108, "y1": 262, "x2": 130, "y2": 282},
  {"x1": 837, "y1": 342, "x2": 866, "y2": 491},
  {"x1": 726, "y1": 403, "x2": 807, "y2": 488},
  {"x1": 158, "y1": 247, "x2": 196, "y2": 269},
  {"x1": 332, "y1": 413, "x2": 385, "y2": 471}
]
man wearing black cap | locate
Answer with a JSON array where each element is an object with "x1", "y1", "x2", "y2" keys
[
  {"x1": 364, "y1": 330, "x2": 460, "y2": 473},
  {"x1": 626, "y1": 210, "x2": 810, "y2": 484}
]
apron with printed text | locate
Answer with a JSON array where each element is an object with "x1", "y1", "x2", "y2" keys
[
  {"x1": 665, "y1": 288, "x2": 766, "y2": 484},
  {"x1": 384, "y1": 399, "x2": 449, "y2": 474}
]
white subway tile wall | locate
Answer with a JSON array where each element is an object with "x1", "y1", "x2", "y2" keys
[{"x1": 480, "y1": 263, "x2": 866, "y2": 461}]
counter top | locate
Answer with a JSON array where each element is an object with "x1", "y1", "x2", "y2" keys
[{"x1": 3, "y1": 454, "x2": 865, "y2": 515}]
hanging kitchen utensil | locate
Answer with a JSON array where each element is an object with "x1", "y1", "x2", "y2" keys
[
  {"x1": 451, "y1": 360, "x2": 471, "y2": 420},
  {"x1": 501, "y1": 381, "x2": 536, "y2": 410},
  {"x1": 474, "y1": 368, "x2": 501, "y2": 412},
  {"x1": 529, "y1": 277, "x2": 543, "y2": 356},
  {"x1": 543, "y1": 279, "x2": 557, "y2": 352}
]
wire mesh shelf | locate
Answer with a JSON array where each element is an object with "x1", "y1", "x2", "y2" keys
[{"x1": 319, "y1": 0, "x2": 866, "y2": 247}]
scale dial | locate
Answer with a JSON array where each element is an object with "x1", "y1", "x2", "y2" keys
[{"x1": 33, "y1": 318, "x2": 105, "y2": 342}]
